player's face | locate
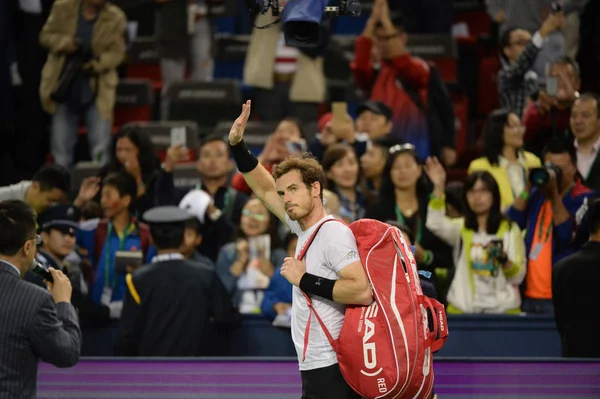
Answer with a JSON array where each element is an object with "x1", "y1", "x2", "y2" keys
[{"x1": 276, "y1": 170, "x2": 319, "y2": 221}]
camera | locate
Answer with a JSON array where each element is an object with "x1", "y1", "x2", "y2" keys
[
  {"x1": 529, "y1": 163, "x2": 563, "y2": 187},
  {"x1": 551, "y1": 1, "x2": 562, "y2": 13},
  {"x1": 247, "y1": 0, "x2": 362, "y2": 48}
]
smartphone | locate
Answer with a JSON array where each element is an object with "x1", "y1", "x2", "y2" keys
[
  {"x1": 114, "y1": 250, "x2": 144, "y2": 275},
  {"x1": 170, "y1": 127, "x2": 187, "y2": 148},
  {"x1": 31, "y1": 262, "x2": 53, "y2": 283},
  {"x1": 332, "y1": 102, "x2": 347, "y2": 125},
  {"x1": 287, "y1": 139, "x2": 307, "y2": 154},
  {"x1": 546, "y1": 76, "x2": 558, "y2": 97}
]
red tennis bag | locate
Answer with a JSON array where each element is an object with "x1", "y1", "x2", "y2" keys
[{"x1": 299, "y1": 218, "x2": 448, "y2": 399}]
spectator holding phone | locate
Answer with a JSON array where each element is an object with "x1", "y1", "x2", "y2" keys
[
  {"x1": 498, "y1": 10, "x2": 564, "y2": 117},
  {"x1": 524, "y1": 56, "x2": 581, "y2": 154},
  {"x1": 425, "y1": 162, "x2": 526, "y2": 314}
]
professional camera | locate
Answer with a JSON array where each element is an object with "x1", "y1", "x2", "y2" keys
[
  {"x1": 529, "y1": 163, "x2": 563, "y2": 187},
  {"x1": 246, "y1": 0, "x2": 362, "y2": 48}
]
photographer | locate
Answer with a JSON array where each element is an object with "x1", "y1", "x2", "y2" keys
[
  {"x1": 506, "y1": 139, "x2": 594, "y2": 314},
  {"x1": 39, "y1": 0, "x2": 126, "y2": 170}
]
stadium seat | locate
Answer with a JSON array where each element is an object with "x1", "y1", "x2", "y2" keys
[
  {"x1": 212, "y1": 34, "x2": 249, "y2": 80},
  {"x1": 125, "y1": 121, "x2": 200, "y2": 161},
  {"x1": 406, "y1": 35, "x2": 458, "y2": 83},
  {"x1": 165, "y1": 79, "x2": 242, "y2": 138},
  {"x1": 477, "y1": 55, "x2": 501, "y2": 117},
  {"x1": 446, "y1": 83, "x2": 469, "y2": 157},
  {"x1": 71, "y1": 161, "x2": 102, "y2": 194},
  {"x1": 126, "y1": 37, "x2": 162, "y2": 91},
  {"x1": 113, "y1": 79, "x2": 154, "y2": 128},
  {"x1": 172, "y1": 162, "x2": 201, "y2": 188}
]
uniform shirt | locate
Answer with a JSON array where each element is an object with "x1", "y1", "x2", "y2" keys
[{"x1": 286, "y1": 214, "x2": 361, "y2": 371}]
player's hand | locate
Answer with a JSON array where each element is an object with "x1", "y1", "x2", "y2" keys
[
  {"x1": 228, "y1": 100, "x2": 251, "y2": 146},
  {"x1": 280, "y1": 257, "x2": 307, "y2": 287}
]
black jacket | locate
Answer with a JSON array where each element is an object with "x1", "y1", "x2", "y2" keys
[{"x1": 552, "y1": 241, "x2": 600, "y2": 358}]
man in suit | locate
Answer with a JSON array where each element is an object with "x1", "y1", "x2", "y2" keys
[
  {"x1": 571, "y1": 93, "x2": 600, "y2": 190},
  {"x1": 553, "y1": 197, "x2": 600, "y2": 358},
  {"x1": 0, "y1": 199, "x2": 81, "y2": 399}
]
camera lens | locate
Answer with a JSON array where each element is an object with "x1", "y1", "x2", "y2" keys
[
  {"x1": 529, "y1": 168, "x2": 550, "y2": 186},
  {"x1": 284, "y1": 22, "x2": 321, "y2": 46}
]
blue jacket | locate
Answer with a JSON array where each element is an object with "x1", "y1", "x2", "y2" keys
[
  {"x1": 261, "y1": 266, "x2": 294, "y2": 320},
  {"x1": 506, "y1": 181, "x2": 596, "y2": 265},
  {"x1": 77, "y1": 219, "x2": 153, "y2": 304}
]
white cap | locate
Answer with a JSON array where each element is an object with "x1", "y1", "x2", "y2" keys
[{"x1": 178, "y1": 189, "x2": 212, "y2": 224}]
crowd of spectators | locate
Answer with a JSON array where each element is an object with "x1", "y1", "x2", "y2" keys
[{"x1": 0, "y1": 0, "x2": 599, "y2": 358}]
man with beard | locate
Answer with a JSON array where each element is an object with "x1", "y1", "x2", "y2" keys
[
  {"x1": 228, "y1": 100, "x2": 373, "y2": 399},
  {"x1": 156, "y1": 135, "x2": 248, "y2": 261}
]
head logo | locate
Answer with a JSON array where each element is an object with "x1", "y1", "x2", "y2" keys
[{"x1": 360, "y1": 302, "x2": 383, "y2": 379}]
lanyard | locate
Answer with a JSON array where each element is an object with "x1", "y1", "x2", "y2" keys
[
  {"x1": 537, "y1": 202, "x2": 553, "y2": 243},
  {"x1": 196, "y1": 183, "x2": 230, "y2": 213},
  {"x1": 104, "y1": 221, "x2": 132, "y2": 288},
  {"x1": 395, "y1": 204, "x2": 423, "y2": 244}
]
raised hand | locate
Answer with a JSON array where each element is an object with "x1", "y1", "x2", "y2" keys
[
  {"x1": 424, "y1": 156, "x2": 447, "y2": 191},
  {"x1": 74, "y1": 177, "x2": 100, "y2": 207},
  {"x1": 229, "y1": 100, "x2": 251, "y2": 146}
]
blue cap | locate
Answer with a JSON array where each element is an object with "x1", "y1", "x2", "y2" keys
[{"x1": 38, "y1": 204, "x2": 80, "y2": 231}]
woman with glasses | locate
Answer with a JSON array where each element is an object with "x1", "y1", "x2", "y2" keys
[
  {"x1": 215, "y1": 199, "x2": 286, "y2": 313},
  {"x1": 322, "y1": 144, "x2": 366, "y2": 223},
  {"x1": 365, "y1": 144, "x2": 454, "y2": 301},
  {"x1": 468, "y1": 109, "x2": 541, "y2": 211},
  {"x1": 425, "y1": 158, "x2": 526, "y2": 314}
]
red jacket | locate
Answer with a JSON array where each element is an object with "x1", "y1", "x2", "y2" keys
[{"x1": 231, "y1": 163, "x2": 274, "y2": 194}]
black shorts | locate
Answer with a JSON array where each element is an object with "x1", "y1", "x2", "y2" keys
[{"x1": 300, "y1": 363, "x2": 361, "y2": 399}]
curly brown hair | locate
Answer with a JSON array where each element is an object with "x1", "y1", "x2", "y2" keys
[{"x1": 272, "y1": 153, "x2": 325, "y2": 201}]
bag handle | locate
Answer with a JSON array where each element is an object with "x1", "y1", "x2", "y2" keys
[
  {"x1": 419, "y1": 295, "x2": 449, "y2": 353},
  {"x1": 298, "y1": 218, "x2": 344, "y2": 361}
]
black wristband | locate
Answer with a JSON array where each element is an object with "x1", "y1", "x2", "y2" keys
[
  {"x1": 299, "y1": 273, "x2": 335, "y2": 301},
  {"x1": 229, "y1": 139, "x2": 259, "y2": 173}
]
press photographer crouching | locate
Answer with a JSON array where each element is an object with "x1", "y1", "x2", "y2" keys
[
  {"x1": 0, "y1": 200, "x2": 81, "y2": 398},
  {"x1": 39, "y1": 0, "x2": 126, "y2": 170},
  {"x1": 507, "y1": 139, "x2": 595, "y2": 314}
]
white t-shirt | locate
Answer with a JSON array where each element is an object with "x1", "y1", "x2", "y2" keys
[{"x1": 285, "y1": 214, "x2": 361, "y2": 371}]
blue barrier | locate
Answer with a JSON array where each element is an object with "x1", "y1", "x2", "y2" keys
[{"x1": 81, "y1": 314, "x2": 562, "y2": 358}]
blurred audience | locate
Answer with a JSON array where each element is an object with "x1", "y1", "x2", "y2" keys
[
  {"x1": 468, "y1": 109, "x2": 541, "y2": 211},
  {"x1": 507, "y1": 139, "x2": 595, "y2": 314},
  {"x1": 39, "y1": 0, "x2": 126, "y2": 170},
  {"x1": 426, "y1": 162, "x2": 526, "y2": 315},
  {"x1": 571, "y1": 93, "x2": 600, "y2": 190}
]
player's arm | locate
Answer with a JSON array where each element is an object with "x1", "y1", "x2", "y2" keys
[
  {"x1": 228, "y1": 101, "x2": 287, "y2": 224},
  {"x1": 332, "y1": 261, "x2": 373, "y2": 305}
]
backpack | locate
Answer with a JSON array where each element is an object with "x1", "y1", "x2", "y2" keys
[
  {"x1": 399, "y1": 64, "x2": 456, "y2": 158},
  {"x1": 298, "y1": 218, "x2": 448, "y2": 399},
  {"x1": 93, "y1": 219, "x2": 151, "y2": 276}
]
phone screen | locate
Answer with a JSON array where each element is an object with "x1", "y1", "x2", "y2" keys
[
  {"x1": 170, "y1": 127, "x2": 187, "y2": 148},
  {"x1": 546, "y1": 76, "x2": 558, "y2": 97},
  {"x1": 332, "y1": 102, "x2": 347, "y2": 125},
  {"x1": 31, "y1": 262, "x2": 53, "y2": 283}
]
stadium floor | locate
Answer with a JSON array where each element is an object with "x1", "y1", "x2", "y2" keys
[{"x1": 37, "y1": 357, "x2": 600, "y2": 398}]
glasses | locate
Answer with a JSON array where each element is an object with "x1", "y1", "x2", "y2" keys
[
  {"x1": 30, "y1": 234, "x2": 41, "y2": 246},
  {"x1": 389, "y1": 144, "x2": 417, "y2": 155},
  {"x1": 242, "y1": 209, "x2": 267, "y2": 221}
]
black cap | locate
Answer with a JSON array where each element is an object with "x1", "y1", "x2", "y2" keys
[
  {"x1": 357, "y1": 100, "x2": 393, "y2": 120},
  {"x1": 38, "y1": 204, "x2": 80, "y2": 232},
  {"x1": 143, "y1": 206, "x2": 192, "y2": 226}
]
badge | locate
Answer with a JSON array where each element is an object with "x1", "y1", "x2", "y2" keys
[
  {"x1": 101, "y1": 286, "x2": 113, "y2": 306},
  {"x1": 529, "y1": 243, "x2": 544, "y2": 261}
]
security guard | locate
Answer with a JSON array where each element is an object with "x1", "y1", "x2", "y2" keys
[
  {"x1": 26, "y1": 204, "x2": 119, "y2": 325},
  {"x1": 115, "y1": 206, "x2": 240, "y2": 356},
  {"x1": 25, "y1": 204, "x2": 81, "y2": 288}
]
